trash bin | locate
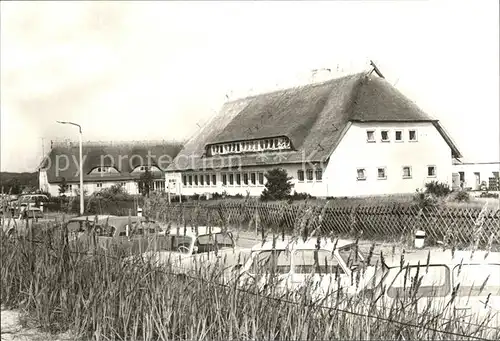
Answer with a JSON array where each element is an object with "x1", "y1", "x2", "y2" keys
[{"x1": 415, "y1": 230, "x2": 426, "y2": 249}]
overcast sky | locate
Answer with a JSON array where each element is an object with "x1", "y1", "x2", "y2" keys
[{"x1": 1, "y1": 0, "x2": 499, "y2": 172}]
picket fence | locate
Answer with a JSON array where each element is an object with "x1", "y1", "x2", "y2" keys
[{"x1": 144, "y1": 200, "x2": 500, "y2": 248}]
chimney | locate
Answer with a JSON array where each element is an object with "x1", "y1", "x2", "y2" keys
[{"x1": 311, "y1": 68, "x2": 332, "y2": 83}]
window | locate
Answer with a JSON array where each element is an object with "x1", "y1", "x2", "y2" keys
[
  {"x1": 293, "y1": 250, "x2": 343, "y2": 274},
  {"x1": 196, "y1": 233, "x2": 235, "y2": 252},
  {"x1": 188, "y1": 175, "x2": 192, "y2": 186},
  {"x1": 402, "y1": 166, "x2": 412, "y2": 179},
  {"x1": 250, "y1": 173, "x2": 256, "y2": 185},
  {"x1": 452, "y1": 264, "x2": 500, "y2": 297},
  {"x1": 229, "y1": 173, "x2": 234, "y2": 185},
  {"x1": 222, "y1": 174, "x2": 227, "y2": 186},
  {"x1": 236, "y1": 173, "x2": 241, "y2": 186},
  {"x1": 200, "y1": 175, "x2": 204, "y2": 186},
  {"x1": 96, "y1": 183, "x2": 103, "y2": 188},
  {"x1": 381, "y1": 130, "x2": 389, "y2": 142},
  {"x1": 211, "y1": 174, "x2": 217, "y2": 186},
  {"x1": 252, "y1": 250, "x2": 291, "y2": 275},
  {"x1": 156, "y1": 181, "x2": 165, "y2": 191},
  {"x1": 242, "y1": 173, "x2": 248, "y2": 185},
  {"x1": 297, "y1": 170, "x2": 305, "y2": 182},
  {"x1": 306, "y1": 169, "x2": 313, "y2": 181},
  {"x1": 409, "y1": 130, "x2": 417, "y2": 141},
  {"x1": 315, "y1": 168, "x2": 323, "y2": 181},
  {"x1": 205, "y1": 174, "x2": 210, "y2": 186},
  {"x1": 459, "y1": 171, "x2": 465, "y2": 182},
  {"x1": 337, "y1": 246, "x2": 364, "y2": 269},
  {"x1": 258, "y1": 173, "x2": 264, "y2": 185},
  {"x1": 366, "y1": 130, "x2": 375, "y2": 142},
  {"x1": 387, "y1": 265, "x2": 450, "y2": 298},
  {"x1": 377, "y1": 167, "x2": 387, "y2": 180},
  {"x1": 427, "y1": 166, "x2": 436, "y2": 177},
  {"x1": 395, "y1": 130, "x2": 403, "y2": 142},
  {"x1": 357, "y1": 168, "x2": 366, "y2": 180},
  {"x1": 194, "y1": 175, "x2": 198, "y2": 186}
]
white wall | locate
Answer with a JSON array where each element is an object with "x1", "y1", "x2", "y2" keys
[
  {"x1": 173, "y1": 163, "x2": 327, "y2": 198},
  {"x1": 39, "y1": 170, "x2": 50, "y2": 194},
  {"x1": 452, "y1": 163, "x2": 500, "y2": 190},
  {"x1": 324, "y1": 122, "x2": 453, "y2": 197},
  {"x1": 175, "y1": 167, "x2": 270, "y2": 197},
  {"x1": 43, "y1": 180, "x2": 155, "y2": 197}
]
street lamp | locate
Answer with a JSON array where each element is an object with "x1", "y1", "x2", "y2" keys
[{"x1": 57, "y1": 121, "x2": 84, "y2": 215}]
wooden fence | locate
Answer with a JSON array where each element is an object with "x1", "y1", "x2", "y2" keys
[{"x1": 144, "y1": 199, "x2": 500, "y2": 248}]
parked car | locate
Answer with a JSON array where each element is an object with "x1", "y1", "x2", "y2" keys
[
  {"x1": 361, "y1": 249, "x2": 500, "y2": 335},
  {"x1": 69, "y1": 215, "x2": 167, "y2": 256},
  {"x1": 135, "y1": 226, "x2": 250, "y2": 278},
  {"x1": 237, "y1": 237, "x2": 378, "y2": 301}
]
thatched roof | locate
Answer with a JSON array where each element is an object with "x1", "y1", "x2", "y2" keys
[
  {"x1": 168, "y1": 71, "x2": 461, "y2": 171},
  {"x1": 41, "y1": 141, "x2": 183, "y2": 183}
]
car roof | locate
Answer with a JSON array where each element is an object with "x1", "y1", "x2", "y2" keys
[
  {"x1": 249, "y1": 237, "x2": 355, "y2": 252},
  {"x1": 383, "y1": 249, "x2": 500, "y2": 268},
  {"x1": 166, "y1": 226, "x2": 223, "y2": 237},
  {"x1": 68, "y1": 215, "x2": 116, "y2": 222}
]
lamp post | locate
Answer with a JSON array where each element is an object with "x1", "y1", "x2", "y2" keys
[{"x1": 57, "y1": 121, "x2": 84, "y2": 215}]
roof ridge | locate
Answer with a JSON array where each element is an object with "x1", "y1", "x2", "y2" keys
[
  {"x1": 51, "y1": 140, "x2": 182, "y2": 148},
  {"x1": 224, "y1": 72, "x2": 368, "y2": 105}
]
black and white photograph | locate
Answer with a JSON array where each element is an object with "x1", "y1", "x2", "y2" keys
[{"x1": 1, "y1": 0, "x2": 499, "y2": 340}]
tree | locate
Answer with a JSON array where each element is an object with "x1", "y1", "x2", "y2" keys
[
  {"x1": 7, "y1": 179, "x2": 21, "y2": 195},
  {"x1": 260, "y1": 168, "x2": 294, "y2": 201},
  {"x1": 137, "y1": 168, "x2": 154, "y2": 197},
  {"x1": 58, "y1": 177, "x2": 68, "y2": 196}
]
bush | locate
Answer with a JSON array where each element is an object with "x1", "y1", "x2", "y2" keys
[
  {"x1": 211, "y1": 192, "x2": 224, "y2": 200},
  {"x1": 479, "y1": 192, "x2": 499, "y2": 199},
  {"x1": 413, "y1": 189, "x2": 438, "y2": 208},
  {"x1": 170, "y1": 195, "x2": 189, "y2": 203},
  {"x1": 454, "y1": 190, "x2": 470, "y2": 202},
  {"x1": 424, "y1": 181, "x2": 451, "y2": 197},
  {"x1": 260, "y1": 168, "x2": 294, "y2": 201},
  {"x1": 289, "y1": 191, "x2": 315, "y2": 201},
  {"x1": 85, "y1": 185, "x2": 138, "y2": 215}
]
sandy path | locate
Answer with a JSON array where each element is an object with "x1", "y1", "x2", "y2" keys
[{"x1": 1, "y1": 308, "x2": 74, "y2": 341}]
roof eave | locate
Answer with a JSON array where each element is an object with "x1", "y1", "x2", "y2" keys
[{"x1": 432, "y1": 121, "x2": 463, "y2": 159}]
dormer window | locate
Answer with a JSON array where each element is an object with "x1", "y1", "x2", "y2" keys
[
  {"x1": 89, "y1": 166, "x2": 119, "y2": 175},
  {"x1": 207, "y1": 136, "x2": 292, "y2": 156}
]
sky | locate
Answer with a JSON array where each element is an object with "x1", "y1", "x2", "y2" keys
[{"x1": 1, "y1": 0, "x2": 499, "y2": 172}]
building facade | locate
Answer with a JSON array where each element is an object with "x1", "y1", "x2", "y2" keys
[
  {"x1": 451, "y1": 161, "x2": 500, "y2": 191},
  {"x1": 39, "y1": 141, "x2": 182, "y2": 197},
  {"x1": 166, "y1": 67, "x2": 461, "y2": 198}
]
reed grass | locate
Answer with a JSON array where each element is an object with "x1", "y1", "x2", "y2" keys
[{"x1": 2, "y1": 214, "x2": 499, "y2": 341}]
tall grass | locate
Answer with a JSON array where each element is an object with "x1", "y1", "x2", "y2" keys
[{"x1": 2, "y1": 215, "x2": 499, "y2": 341}]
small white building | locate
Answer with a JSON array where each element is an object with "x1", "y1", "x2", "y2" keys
[
  {"x1": 38, "y1": 141, "x2": 182, "y2": 197},
  {"x1": 166, "y1": 65, "x2": 462, "y2": 198},
  {"x1": 451, "y1": 160, "x2": 500, "y2": 191}
]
